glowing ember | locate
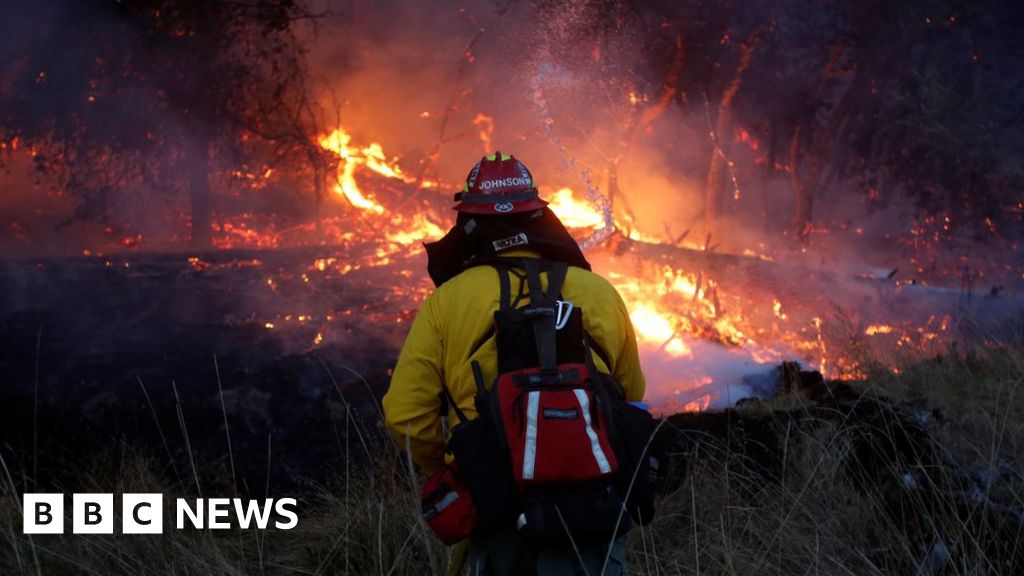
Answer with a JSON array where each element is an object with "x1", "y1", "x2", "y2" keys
[
  {"x1": 682, "y1": 393, "x2": 713, "y2": 413},
  {"x1": 312, "y1": 258, "x2": 336, "y2": 272},
  {"x1": 472, "y1": 113, "x2": 495, "y2": 153},
  {"x1": 865, "y1": 324, "x2": 895, "y2": 335},
  {"x1": 773, "y1": 300, "x2": 787, "y2": 320}
]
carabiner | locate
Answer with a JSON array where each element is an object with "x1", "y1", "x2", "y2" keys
[{"x1": 554, "y1": 300, "x2": 573, "y2": 330}]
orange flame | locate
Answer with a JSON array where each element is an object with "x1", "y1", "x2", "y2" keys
[
  {"x1": 473, "y1": 113, "x2": 495, "y2": 153},
  {"x1": 865, "y1": 324, "x2": 895, "y2": 335},
  {"x1": 204, "y1": 120, "x2": 961, "y2": 412},
  {"x1": 318, "y1": 129, "x2": 387, "y2": 214},
  {"x1": 546, "y1": 187, "x2": 605, "y2": 231}
]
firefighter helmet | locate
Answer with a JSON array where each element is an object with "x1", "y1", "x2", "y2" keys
[{"x1": 453, "y1": 152, "x2": 548, "y2": 214}]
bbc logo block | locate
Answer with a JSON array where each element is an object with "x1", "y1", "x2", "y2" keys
[
  {"x1": 123, "y1": 493, "x2": 163, "y2": 534},
  {"x1": 73, "y1": 493, "x2": 114, "y2": 534},
  {"x1": 23, "y1": 494, "x2": 63, "y2": 534},
  {"x1": 24, "y1": 493, "x2": 163, "y2": 535},
  {"x1": 22, "y1": 494, "x2": 297, "y2": 534}
]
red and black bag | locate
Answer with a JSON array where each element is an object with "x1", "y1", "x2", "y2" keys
[
  {"x1": 423, "y1": 257, "x2": 660, "y2": 545},
  {"x1": 489, "y1": 259, "x2": 619, "y2": 485},
  {"x1": 421, "y1": 365, "x2": 518, "y2": 543},
  {"x1": 420, "y1": 462, "x2": 477, "y2": 545},
  {"x1": 485, "y1": 258, "x2": 632, "y2": 543}
]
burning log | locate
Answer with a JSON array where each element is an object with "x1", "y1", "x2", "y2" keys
[{"x1": 608, "y1": 233, "x2": 1021, "y2": 346}]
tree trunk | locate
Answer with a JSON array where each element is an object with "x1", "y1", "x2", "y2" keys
[
  {"x1": 789, "y1": 124, "x2": 814, "y2": 241},
  {"x1": 313, "y1": 162, "x2": 325, "y2": 241},
  {"x1": 762, "y1": 121, "x2": 777, "y2": 234},
  {"x1": 704, "y1": 135, "x2": 726, "y2": 236},
  {"x1": 789, "y1": 68, "x2": 866, "y2": 242},
  {"x1": 186, "y1": 134, "x2": 212, "y2": 250},
  {"x1": 705, "y1": 39, "x2": 756, "y2": 237},
  {"x1": 306, "y1": 143, "x2": 327, "y2": 242}
]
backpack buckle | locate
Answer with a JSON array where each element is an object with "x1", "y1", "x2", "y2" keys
[
  {"x1": 523, "y1": 307, "x2": 555, "y2": 318},
  {"x1": 554, "y1": 300, "x2": 573, "y2": 330}
]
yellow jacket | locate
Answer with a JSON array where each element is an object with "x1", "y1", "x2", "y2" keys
[{"x1": 383, "y1": 252, "x2": 646, "y2": 473}]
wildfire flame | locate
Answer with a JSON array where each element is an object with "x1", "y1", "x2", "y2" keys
[
  {"x1": 307, "y1": 126, "x2": 934, "y2": 411},
  {"x1": 865, "y1": 324, "x2": 895, "y2": 335},
  {"x1": 316, "y1": 127, "x2": 444, "y2": 248},
  {"x1": 174, "y1": 123, "x2": 966, "y2": 414},
  {"x1": 546, "y1": 187, "x2": 606, "y2": 230},
  {"x1": 318, "y1": 129, "x2": 390, "y2": 214}
]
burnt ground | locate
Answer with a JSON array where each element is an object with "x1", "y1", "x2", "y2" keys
[
  {"x1": 0, "y1": 248, "x2": 416, "y2": 496},
  {"x1": 2, "y1": 247, "x2": 1021, "y2": 566}
]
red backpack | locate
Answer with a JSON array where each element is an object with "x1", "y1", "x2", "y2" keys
[{"x1": 422, "y1": 258, "x2": 658, "y2": 545}]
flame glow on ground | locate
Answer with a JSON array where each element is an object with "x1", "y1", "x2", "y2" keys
[
  {"x1": 200, "y1": 126, "x2": 959, "y2": 415},
  {"x1": 314, "y1": 128, "x2": 794, "y2": 411}
]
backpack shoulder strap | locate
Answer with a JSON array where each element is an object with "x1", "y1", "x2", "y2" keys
[
  {"x1": 522, "y1": 258, "x2": 544, "y2": 306},
  {"x1": 496, "y1": 263, "x2": 512, "y2": 311},
  {"x1": 521, "y1": 258, "x2": 569, "y2": 303},
  {"x1": 521, "y1": 259, "x2": 571, "y2": 374},
  {"x1": 439, "y1": 385, "x2": 468, "y2": 424},
  {"x1": 473, "y1": 257, "x2": 528, "y2": 311},
  {"x1": 544, "y1": 261, "x2": 568, "y2": 301}
]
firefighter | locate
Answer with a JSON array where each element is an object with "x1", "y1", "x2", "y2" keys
[{"x1": 382, "y1": 152, "x2": 646, "y2": 576}]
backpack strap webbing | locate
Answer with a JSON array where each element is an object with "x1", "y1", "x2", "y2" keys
[
  {"x1": 497, "y1": 263, "x2": 512, "y2": 311},
  {"x1": 470, "y1": 360, "x2": 487, "y2": 396},
  {"x1": 521, "y1": 259, "x2": 569, "y2": 374},
  {"x1": 439, "y1": 385, "x2": 468, "y2": 424},
  {"x1": 491, "y1": 259, "x2": 531, "y2": 311}
]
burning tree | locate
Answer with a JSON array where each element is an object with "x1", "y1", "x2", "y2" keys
[
  {"x1": 0, "y1": 0, "x2": 326, "y2": 248},
  {"x1": 538, "y1": 0, "x2": 1024, "y2": 244},
  {"x1": 0, "y1": 0, "x2": 1019, "y2": 405}
]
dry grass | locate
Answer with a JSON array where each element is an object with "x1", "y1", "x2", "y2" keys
[
  {"x1": 641, "y1": 343, "x2": 1024, "y2": 575},
  {"x1": 1, "y1": 343, "x2": 1021, "y2": 575}
]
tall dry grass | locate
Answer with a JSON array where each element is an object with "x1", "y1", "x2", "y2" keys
[{"x1": 0, "y1": 342, "x2": 1021, "y2": 575}]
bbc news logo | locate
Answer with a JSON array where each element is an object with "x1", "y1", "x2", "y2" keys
[{"x1": 23, "y1": 494, "x2": 298, "y2": 534}]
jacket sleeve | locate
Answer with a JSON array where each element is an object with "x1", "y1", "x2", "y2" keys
[
  {"x1": 382, "y1": 293, "x2": 447, "y2": 474},
  {"x1": 611, "y1": 288, "x2": 646, "y2": 403}
]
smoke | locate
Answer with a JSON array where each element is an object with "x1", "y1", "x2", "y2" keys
[
  {"x1": 2, "y1": 0, "x2": 1021, "y2": 414},
  {"x1": 304, "y1": 0, "x2": 692, "y2": 217},
  {"x1": 639, "y1": 340, "x2": 782, "y2": 413}
]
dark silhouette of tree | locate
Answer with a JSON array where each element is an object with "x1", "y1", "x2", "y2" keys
[
  {"x1": 0, "y1": 0, "x2": 324, "y2": 248},
  {"x1": 535, "y1": 0, "x2": 1024, "y2": 245},
  {"x1": 735, "y1": 0, "x2": 1024, "y2": 241},
  {"x1": 4, "y1": 0, "x2": 1020, "y2": 251}
]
